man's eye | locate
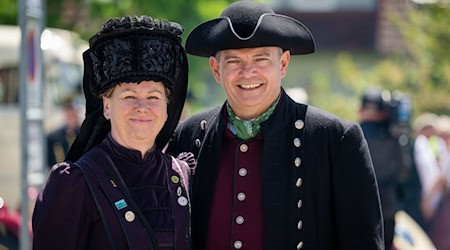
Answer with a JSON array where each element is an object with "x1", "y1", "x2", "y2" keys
[
  {"x1": 226, "y1": 60, "x2": 239, "y2": 64},
  {"x1": 124, "y1": 96, "x2": 136, "y2": 100}
]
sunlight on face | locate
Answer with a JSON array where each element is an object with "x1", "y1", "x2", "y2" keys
[
  {"x1": 102, "y1": 80, "x2": 168, "y2": 150},
  {"x1": 210, "y1": 46, "x2": 290, "y2": 119}
]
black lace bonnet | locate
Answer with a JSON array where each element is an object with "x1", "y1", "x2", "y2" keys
[{"x1": 66, "y1": 16, "x2": 188, "y2": 162}]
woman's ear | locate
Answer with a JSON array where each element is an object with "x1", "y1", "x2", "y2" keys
[{"x1": 102, "y1": 96, "x2": 110, "y2": 120}]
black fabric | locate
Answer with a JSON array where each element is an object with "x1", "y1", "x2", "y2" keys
[
  {"x1": 89, "y1": 35, "x2": 181, "y2": 97},
  {"x1": 185, "y1": 0, "x2": 315, "y2": 57}
]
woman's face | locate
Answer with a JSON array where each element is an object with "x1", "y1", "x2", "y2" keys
[{"x1": 102, "y1": 80, "x2": 168, "y2": 149}]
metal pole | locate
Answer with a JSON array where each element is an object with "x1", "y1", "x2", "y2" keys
[{"x1": 18, "y1": 0, "x2": 45, "y2": 249}]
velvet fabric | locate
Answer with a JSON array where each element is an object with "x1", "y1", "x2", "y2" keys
[{"x1": 33, "y1": 136, "x2": 191, "y2": 250}]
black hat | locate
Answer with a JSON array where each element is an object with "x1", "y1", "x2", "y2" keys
[
  {"x1": 185, "y1": 0, "x2": 315, "y2": 57},
  {"x1": 66, "y1": 16, "x2": 188, "y2": 162}
]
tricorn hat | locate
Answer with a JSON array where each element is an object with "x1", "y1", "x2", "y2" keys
[
  {"x1": 186, "y1": 0, "x2": 315, "y2": 57},
  {"x1": 66, "y1": 16, "x2": 188, "y2": 162}
]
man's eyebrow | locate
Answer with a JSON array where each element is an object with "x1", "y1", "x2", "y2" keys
[
  {"x1": 223, "y1": 54, "x2": 240, "y2": 61},
  {"x1": 253, "y1": 52, "x2": 271, "y2": 57}
]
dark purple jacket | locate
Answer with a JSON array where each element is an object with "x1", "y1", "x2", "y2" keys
[{"x1": 32, "y1": 138, "x2": 191, "y2": 250}]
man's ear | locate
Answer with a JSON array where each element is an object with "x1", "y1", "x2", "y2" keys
[
  {"x1": 280, "y1": 50, "x2": 291, "y2": 79},
  {"x1": 209, "y1": 56, "x2": 221, "y2": 84}
]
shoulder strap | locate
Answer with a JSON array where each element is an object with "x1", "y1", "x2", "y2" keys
[
  {"x1": 76, "y1": 148, "x2": 156, "y2": 250},
  {"x1": 74, "y1": 162, "x2": 118, "y2": 250}
]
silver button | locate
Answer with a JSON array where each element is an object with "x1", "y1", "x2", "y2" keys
[
  {"x1": 195, "y1": 139, "x2": 201, "y2": 148},
  {"x1": 125, "y1": 211, "x2": 135, "y2": 222},
  {"x1": 234, "y1": 240, "x2": 243, "y2": 249},
  {"x1": 295, "y1": 119, "x2": 304, "y2": 129},
  {"x1": 237, "y1": 192, "x2": 246, "y2": 201},
  {"x1": 297, "y1": 241, "x2": 304, "y2": 249},
  {"x1": 296, "y1": 178, "x2": 303, "y2": 187},
  {"x1": 236, "y1": 216, "x2": 244, "y2": 224},
  {"x1": 239, "y1": 168, "x2": 247, "y2": 177},
  {"x1": 294, "y1": 157, "x2": 301, "y2": 167},
  {"x1": 294, "y1": 138, "x2": 301, "y2": 148},
  {"x1": 239, "y1": 144, "x2": 248, "y2": 153},
  {"x1": 297, "y1": 200, "x2": 303, "y2": 209},
  {"x1": 297, "y1": 220, "x2": 303, "y2": 230},
  {"x1": 200, "y1": 120, "x2": 207, "y2": 130}
]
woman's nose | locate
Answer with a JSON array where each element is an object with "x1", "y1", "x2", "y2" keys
[{"x1": 135, "y1": 99, "x2": 149, "y2": 111}]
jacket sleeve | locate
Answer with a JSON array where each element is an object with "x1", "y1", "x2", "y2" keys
[
  {"x1": 32, "y1": 162, "x2": 97, "y2": 250},
  {"x1": 332, "y1": 123, "x2": 385, "y2": 250}
]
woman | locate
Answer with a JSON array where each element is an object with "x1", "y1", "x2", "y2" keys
[{"x1": 32, "y1": 16, "x2": 192, "y2": 250}]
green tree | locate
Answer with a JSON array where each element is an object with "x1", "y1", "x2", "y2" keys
[{"x1": 330, "y1": 3, "x2": 450, "y2": 121}]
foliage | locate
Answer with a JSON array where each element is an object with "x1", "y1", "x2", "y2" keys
[{"x1": 320, "y1": 3, "x2": 450, "y2": 121}]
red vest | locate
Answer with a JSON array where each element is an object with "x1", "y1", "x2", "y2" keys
[{"x1": 206, "y1": 129, "x2": 263, "y2": 250}]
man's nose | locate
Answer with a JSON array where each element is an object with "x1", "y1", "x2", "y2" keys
[{"x1": 239, "y1": 61, "x2": 256, "y2": 76}]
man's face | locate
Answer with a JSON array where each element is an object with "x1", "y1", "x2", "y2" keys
[{"x1": 209, "y1": 46, "x2": 290, "y2": 119}]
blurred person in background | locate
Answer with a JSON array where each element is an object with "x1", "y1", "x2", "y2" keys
[
  {"x1": 32, "y1": 16, "x2": 193, "y2": 250},
  {"x1": 358, "y1": 88, "x2": 407, "y2": 250},
  {"x1": 413, "y1": 113, "x2": 450, "y2": 250},
  {"x1": 46, "y1": 96, "x2": 81, "y2": 167}
]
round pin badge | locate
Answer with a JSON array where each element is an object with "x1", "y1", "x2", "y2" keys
[
  {"x1": 171, "y1": 175, "x2": 180, "y2": 184},
  {"x1": 125, "y1": 211, "x2": 135, "y2": 222},
  {"x1": 178, "y1": 196, "x2": 188, "y2": 206}
]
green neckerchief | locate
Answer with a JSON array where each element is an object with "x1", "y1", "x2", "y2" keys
[{"x1": 226, "y1": 94, "x2": 281, "y2": 140}]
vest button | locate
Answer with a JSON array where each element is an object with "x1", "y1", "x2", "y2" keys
[
  {"x1": 237, "y1": 192, "x2": 246, "y2": 201},
  {"x1": 236, "y1": 216, "x2": 244, "y2": 224},
  {"x1": 239, "y1": 144, "x2": 248, "y2": 152},
  {"x1": 239, "y1": 168, "x2": 247, "y2": 177}
]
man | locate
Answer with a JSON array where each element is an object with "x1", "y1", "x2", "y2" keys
[
  {"x1": 167, "y1": 1, "x2": 384, "y2": 249},
  {"x1": 359, "y1": 89, "x2": 407, "y2": 250},
  {"x1": 47, "y1": 96, "x2": 80, "y2": 167}
]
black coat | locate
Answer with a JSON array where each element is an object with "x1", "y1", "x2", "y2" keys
[{"x1": 167, "y1": 91, "x2": 384, "y2": 250}]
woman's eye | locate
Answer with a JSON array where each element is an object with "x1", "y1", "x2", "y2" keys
[{"x1": 124, "y1": 96, "x2": 136, "y2": 100}]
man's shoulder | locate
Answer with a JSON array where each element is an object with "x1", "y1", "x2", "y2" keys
[
  {"x1": 179, "y1": 106, "x2": 222, "y2": 130},
  {"x1": 304, "y1": 105, "x2": 354, "y2": 130}
]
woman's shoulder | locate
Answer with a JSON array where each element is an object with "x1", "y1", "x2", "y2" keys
[{"x1": 44, "y1": 162, "x2": 87, "y2": 193}]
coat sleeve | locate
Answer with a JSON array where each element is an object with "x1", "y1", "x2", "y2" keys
[
  {"x1": 32, "y1": 162, "x2": 97, "y2": 250},
  {"x1": 332, "y1": 123, "x2": 385, "y2": 250}
]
